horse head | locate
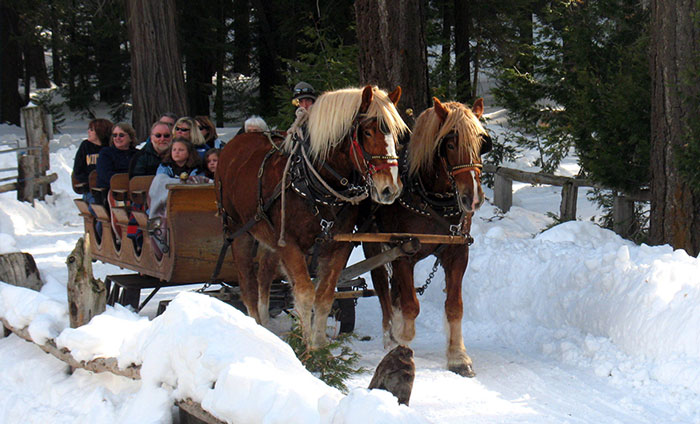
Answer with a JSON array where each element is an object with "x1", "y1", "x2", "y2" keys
[
  {"x1": 350, "y1": 85, "x2": 405, "y2": 204},
  {"x1": 410, "y1": 97, "x2": 491, "y2": 214},
  {"x1": 434, "y1": 97, "x2": 491, "y2": 213}
]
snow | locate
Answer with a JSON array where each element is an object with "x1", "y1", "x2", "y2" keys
[{"x1": 2, "y1": 112, "x2": 700, "y2": 424}]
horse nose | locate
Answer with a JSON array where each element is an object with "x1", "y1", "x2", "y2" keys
[
  {"x1": 382, "y1": 186, "x2": 393, "y2": 199},
  {"x1": 460, "y1": 195, "x2": 473, "y2": 211}
]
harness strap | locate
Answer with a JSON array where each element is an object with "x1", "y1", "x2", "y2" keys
[{"x1": 450, "y1": 163, "x2": 482, "y2": 177}]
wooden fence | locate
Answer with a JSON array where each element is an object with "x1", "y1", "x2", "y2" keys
[
  {"x1": 483, "y1": 164, "x2": 650, "y2": 239},
  {"x1": 0, "y1": 105, "x2": 57, "y2": 203}
]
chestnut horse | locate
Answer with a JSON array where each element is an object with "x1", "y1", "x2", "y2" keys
[
  {"x1": 216, "y1": 86, "x2": 408, "y2": 347},
  {"x1": 363, "y1": 97, "x2": 492, "y2": 377}
]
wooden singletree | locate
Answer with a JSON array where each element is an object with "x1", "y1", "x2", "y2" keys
[
  {"x1": 125, "y1": 0, "x2": 188, "y2": 138},
  {"x1": 649, "y1": 0, "x2": 700, "y2": 255},
  {"x1": 354, "y1": 0, "x2": 430, "y2": 122}
]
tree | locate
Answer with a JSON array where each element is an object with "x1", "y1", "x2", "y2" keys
[
  {"x1": 125, "y1": 0, "x2": 188, "y2": 139},
  {"x1": 649, "y1": 0, "x2": 700, "y2": 255},
  {"x1": 0, "y1": 2, "x2": 25, "y2": 125},
  {"x1": 354, "y1": 0, "x2": 429, "y2": 120}
]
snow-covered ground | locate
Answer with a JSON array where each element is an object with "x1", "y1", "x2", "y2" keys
[{"x1": 1, "y1": 110, "x2": 700, "y2": 424}]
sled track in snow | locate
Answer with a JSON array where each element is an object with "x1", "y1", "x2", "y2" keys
[{"x1": 1, "y1": 317, "x2": 226, "y2": 424}]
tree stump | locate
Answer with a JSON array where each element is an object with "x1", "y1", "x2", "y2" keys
[
  {"x1": 0, "y1": 252, "x2": 43, "y2": 291},
  {"x1": 66, "y1": 236, "x2": 106, "y2": 328},
  {"x1": 368, "y1": 345, "x2": 415, "y2": 406}
]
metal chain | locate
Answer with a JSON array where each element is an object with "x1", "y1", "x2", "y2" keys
[{"x1": 416, "y1": 257, "x2": 440, "y2": 296}]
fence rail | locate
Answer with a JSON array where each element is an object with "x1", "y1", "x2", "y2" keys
[{"x1": 483, "y1": 163, "x2": 648, "y2": 239}]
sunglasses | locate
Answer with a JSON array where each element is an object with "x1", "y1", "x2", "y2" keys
[
  {"x1": 175, "y1": 126, "x2": 191, "y2": 132},
  {"x1": 112, "y1": 133, "x2": 128, "y2": 138},
  {"x1": 153, "y1": 133, "x2": 171, "y2": 139},
  {"x1": 294, "y1": 87, "x2": 314, "y2": 94},
  {"x1": 198, "y1": 126, "x2": 208, "y2": 131}
]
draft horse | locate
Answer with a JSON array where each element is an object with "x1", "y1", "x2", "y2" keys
[
  {"x1": 216, "y1": 86, "x2": 408, "y2": 348},
  {"x1": 364, "y1": 97, "x2": 492, "y2": 377}
]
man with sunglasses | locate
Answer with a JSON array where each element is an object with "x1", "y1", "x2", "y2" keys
[
  {"x1": 129, "y1": 120, "x2": 174, "y2": 178},
  {"x1": 292, "y1": 81, "x2": 316, "y2": 110}
]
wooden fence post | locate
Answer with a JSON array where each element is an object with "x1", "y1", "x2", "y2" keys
[
  {"x1": 613, "y1": 193, "x2": 636, "y2": 238},
  {"x1": 493, "y1": 173, "x2": 513, "y2": 213},
  {"x1": 17, "y1": 155, "x2": 37, "y2": 203},
  {"x1": 559, "y1": 182, "x2": 578, "y2": 221},
  {"x1": 21, "y1": 104, "x2": 51, "y2": 199}
]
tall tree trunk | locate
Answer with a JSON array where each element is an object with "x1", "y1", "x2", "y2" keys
[
  {"x1": 26, "y1": 43, "x2": 51, "y2": 89},
  {"x1": 251, "y1": 0, "x2": 283, "y2": 116},
  {"x1": 454, "y1": 0, "x2": 472, "y2": 103},
  {"x1": 126, "y1": 0, "x2": 188, "y2": 139},
  {"x1": 650, "y1": 0, "x2": 700, "y2": 255},
  {"x1": 214, "y1": 0, "x2": 229, "y2": 127},
  {"x1": 0, "y1": 3, "x2": 24, "y2": 125},
  {"x1": 233, "y1": 0, "x2": 251, "y2": 75},
  {"x1": 48, "y1": 0, "x2": 62, "y2": 85},
  {"x1": 355, "y1": 0, "x2": 429, "y2": 121}
]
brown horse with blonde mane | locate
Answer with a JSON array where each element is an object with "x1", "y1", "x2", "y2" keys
[
  {"x1": 363, "y1": 97, "x2": 492, "y2": 376},
  {"x1": 216, "y1": 86, "x2": 408, "y2": 347}
]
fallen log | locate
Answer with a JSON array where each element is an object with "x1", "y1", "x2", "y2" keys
[{"x1": 1, "y1": 318, "x2": 229, "y2": 424}]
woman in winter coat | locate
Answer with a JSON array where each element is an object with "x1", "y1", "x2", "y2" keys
[
  {"x1": 195, "y1": 115, "x2": 224, "y2": 149},
  {"x1": 96, "y1": 122, "x2": 138, "y2": 190}
]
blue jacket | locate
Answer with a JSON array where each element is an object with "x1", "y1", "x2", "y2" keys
[
  {"x1": 96, "y1": 146, "x2": 137, "y2": 188},
  {"x1": 155, "y1": 163, "x2": 202, "y2": 179}
]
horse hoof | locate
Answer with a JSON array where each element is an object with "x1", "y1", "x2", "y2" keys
[{"x1": 449, "y1": 363, "x2": 476, "y2": 378}]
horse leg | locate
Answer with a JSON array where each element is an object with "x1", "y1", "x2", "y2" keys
[
  {"x1": 311, "y1": 242, "x2": 354, "y2": 348},
  {"x1": 390, "y1": 259, "x2": 419, "y2": 345},
  {"x1": 362, "y1": 241, "x2": 395, "y2": 349},
  {"x1": 255, "y1": 247, "x2": 280, "y2": 327},
  {"x1": 440, "y1": 247, "x2": 475, "y2": 377},
  {"x1": 276, "y1": 242, "x2": 315, "y2": 346},
  {"x1": 231, "y1": 234, "x2": 262, "y2": 324}
]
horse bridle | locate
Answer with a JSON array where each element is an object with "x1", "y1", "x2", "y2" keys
[
  {"x1": 438, "y1": 132, "x2": 484, "y2": 188},
  {"x1": 350, "y1": 116, "x2": 399, "y2": 180}
]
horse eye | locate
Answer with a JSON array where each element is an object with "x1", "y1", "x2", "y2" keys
[
  {"x1": 446, "y1": 141, "x2": 456, "y2": 150},
  {"x1": 364, "y1": 129, "x2": 373, "y2": 138}
]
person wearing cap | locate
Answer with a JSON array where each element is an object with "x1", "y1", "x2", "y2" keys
[{"x1": 292, "y1": 81, "x2": 316, "y2": 110}]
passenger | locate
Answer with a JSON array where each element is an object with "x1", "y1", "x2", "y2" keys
[
  {"x1": 140, "y1": 112, "x2": 178, "y2": 146},
  {"x1": 195, "y1": 115, "x2": 224, "y2": 149},
  {"x1": 95, "y1": 122, "x2": 137, "y2": 242},
  {"x1": 73, "y1": 118, "x2": 113, "y2": 198},
  {"x1": 156, "y1": 137, "x2": 203, "y2": 179},
  {"x1": 149, "y1": 138, "x2": 204, "y2": 258},
  {"x1": 203, "y1": 148, "x2": 220, "y2": 180},
  {"x1": 173, "y1": 117, "x2": 207, "y2": 159},
  {"x1": 96, "y1": 122, "x2": 138, "y2": 191},
  {"x1": 129, "y1": 121, "x2": 173, "y2": 178},
  {"x1": 235, "y1": 115, "x2": 270, "y2": 136},
  {"x1": 159, "y1": 112, "x2": 178, "y2": 127}
]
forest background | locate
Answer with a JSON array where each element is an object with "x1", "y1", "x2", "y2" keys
[{"x1": 0, "y1": 0, "x2": 698, "y2": 255}]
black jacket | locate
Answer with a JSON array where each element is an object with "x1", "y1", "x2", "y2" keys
[{"x1": 72, "y1": 140, "x2": 104, "y2": 183}]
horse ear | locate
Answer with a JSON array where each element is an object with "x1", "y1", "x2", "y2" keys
[
  {"x1": 388, "y1": 86, "x2": 402, "y2": 105},
  {"x1": 433, "y1": 97, "x2": 448, "y2": 123},
  {"x1": 472, "y1": 98, "x2": 484, "y2": 119},
  {"x1": 359, "y1": 85, "x2": 374, "y2": 114}
]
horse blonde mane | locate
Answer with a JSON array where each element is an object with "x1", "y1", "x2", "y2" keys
[
  {"x1": 293, "y1": 87, "x2": 408, "y2": 161},
  {"x1": 408, "y1": 101, "x2": 486, "y2": 177}
]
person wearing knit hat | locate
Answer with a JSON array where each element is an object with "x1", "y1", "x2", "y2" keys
[{"x1": 292, "y1": 81, "x2": 316, "y2": 110}]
